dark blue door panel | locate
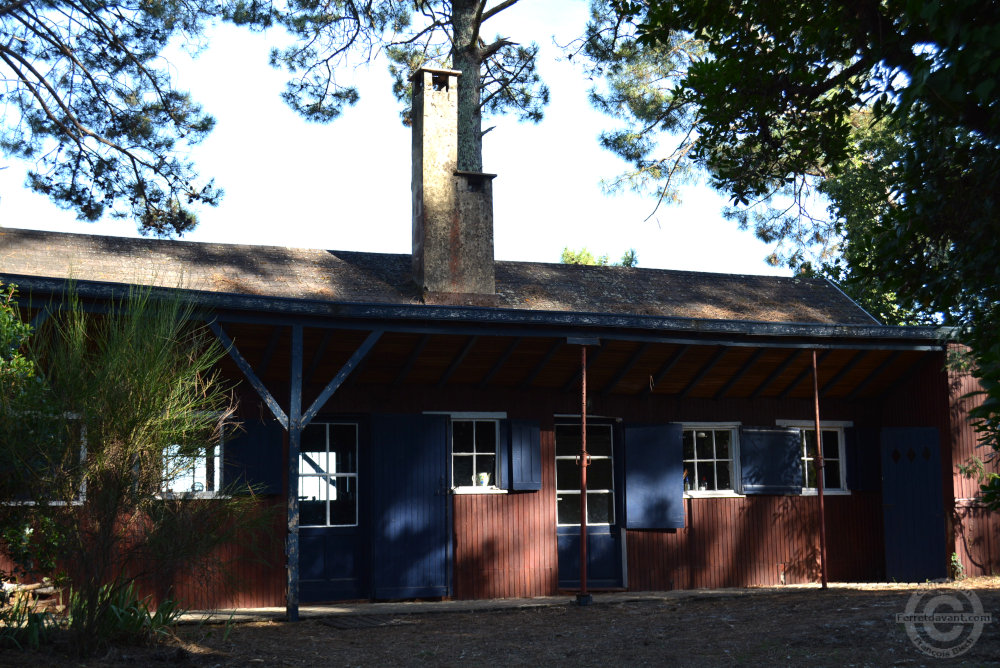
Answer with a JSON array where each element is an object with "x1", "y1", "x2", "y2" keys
[
  {"x1": 881, "y1": 427, "x2": 947, "y2": 581},
  {"x1": 557, "y1": 528, "x2": 624, "y2": 589},
  {"x1": 300, "y1": 528, "x2": 365, "y2": 602},
  {"x1": 371, "y1": 414, "x2": 450, "y2": 599}
]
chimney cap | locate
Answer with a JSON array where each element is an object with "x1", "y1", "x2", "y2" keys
[{"x1": 409, "y1": 66, "x2": 462, "y2": 82}]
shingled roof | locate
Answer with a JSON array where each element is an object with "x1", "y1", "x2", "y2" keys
[{"x1": 0, "y1": 228, "x2": 877, "y2": 326}]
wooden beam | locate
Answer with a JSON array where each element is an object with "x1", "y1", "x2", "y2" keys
[
  {"x1": 210, "y1": 321, "x2": 288, "y2": 429},
  {"x1": 819, "y1": 350, "x2": 867, "y2": 397},
  {"x1": 750, "y1": 350, "x2": 803, "y2": 399},
  {"x1": 437, "y1": 336, "x2": 479, "y2": 387},
  {"x1": 302, "y1": 330, "x2": 383, "y2": 426},
  {"x1": 521, "y1": 339, "x2": 563, "y2": 389},
  {"x1": 395, "y1": 334, "x2": 431, "y2": 386},
  {"x1": 847, "y1": 351, "x2": 903, "y2": 401},
  {"x1": 715, "y1": 348, "x2": 766, "y2": 399},
  {"x1": 286, "y1": 324, "x2": 303, "y2": 623},
  {"x1": 562, "y1": 341, "x2": 607, "y2": 392},
  {"x1": 680, "y1": 347, "x2": 728, "y2": 398},
  {"x1": 643, "y1": 345, "x2": 689, "y2": 395},
  {"x1": 778, "y1": 350, "x2": 832, "y2": 399},
  {"x1": 305, "y1": 330, "x2": 334, "y2": 384},
  {"x1": 479, "y1": 337, "x2": 522, "y2": 389},
  {"x1": 601, "y1": 342, "x2": 650, "y2": 396}
]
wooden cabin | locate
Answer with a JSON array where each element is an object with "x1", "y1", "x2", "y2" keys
[{"x1": 2, "y1": 67, "x2": 996, "y2": 618}]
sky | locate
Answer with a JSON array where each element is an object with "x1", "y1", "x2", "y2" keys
[{"x1": 0, "y1": 0, "x2": 791, "y2": 277}]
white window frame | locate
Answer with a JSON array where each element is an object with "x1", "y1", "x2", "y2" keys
[
  {"x1": 427, "y1": 411, "x2": 507, "y2": 494},
  {"x1": 554, "y1": 421, "x2": 616, "y2": 527},
  {"x1": 161, "y1": 438, "x2": 223, "y2": 499},
  {"x1": 776, "y1": 420, "x2": 852, "y2": 495},
  {"x1": 682, "y1": 422, "x2": 743, "y2": 498},
  {"x1": 298, "y1": 421, "x2": 360, "y2": 527}
]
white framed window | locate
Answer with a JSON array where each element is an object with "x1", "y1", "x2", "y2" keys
[
  {"x1": 162, "y1": 441, "x2": 222, "y2": 497},
  {"x1": 426, "y1": 411, "x2": 507, "y2": 493},
  {"x1": 555, "y1": 422, "x2": 615, "y2": 526},
  {"x1": 776, "y1": 420, "x2": 851, "y2": 493},
  {"x1": 682, "y1": 424, "x2": 740, "y2": 496},
  {"x1": 299, "y1": 422, "x2": 359, "y2": 527}
]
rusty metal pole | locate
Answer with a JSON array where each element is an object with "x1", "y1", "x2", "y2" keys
[
  {"x1": 578, "y1": 345, "x2": 592, "y2": 605},
  {"x1": 812, "y1": 349, "x2": 829, "y2": 589}
]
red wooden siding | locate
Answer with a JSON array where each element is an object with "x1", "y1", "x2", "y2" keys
[
  {"x1": 627, "y1": 493, "x2": 883, "y2": 590},
  {"x1": 452, "y1": 426, "x2": 558, "y2": 599}
]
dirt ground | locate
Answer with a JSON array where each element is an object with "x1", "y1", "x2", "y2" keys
[{"x1": 7, "y1": 579, "x2": 1000, "y2": 667}]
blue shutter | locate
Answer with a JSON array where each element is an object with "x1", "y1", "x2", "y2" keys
[
  {"x1": 739, "y1": 427, "x2": 802, "y2": 494},
  {"x1": 371, "y1": 414, "x2": 450, "y2": 599},
  {"x1": 223, "y1": 419, "x2": 284, "y2": 494},
  {"x1": 624, "y1": 423, "x2": 684, "y2": 529},
  {"x1": 845, "y1": 427, "x2": 880, "y2": 491},
  {"x1": 506, "y1": 419, "x2": 542, "y2": 491}
]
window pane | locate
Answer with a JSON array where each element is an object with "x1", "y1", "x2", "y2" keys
[
  {"x1": 475, "y1": 455, "x2": 496, "y2": 482},
  {"x1": 454, "y1": 454, "x2": 474, "y2": 486},
  {"x1": 300, "y1": 499, "x2": 327, "y2": 526},
  {"x1": 683, "y1": 431, "x2": 695, "y2": 460},
  {"x1": 330, "y1": 424, "x2": 357, "y2": 473},
  {"x1": 715, "y1": 431, "x2": 731, "y2": 460},
  {"x1": 555, "y1": 425, "x2": 581, "y2": 457},
  {"x1": 716, "y1": 461, "x2": 732, "y2": 490},
  {"x1": 300, "y1": 424, "x2": 327, "y2": 475},
  {"x1": 329, "y1": 477, "x2": 357, "y2": 525},
  {"x1": 557, "y1": 493, "x2": 581, "y2": 525},
  {"x1": 299, "y1": 475, "x2": 326, "y2": 526},
  {"x1": 587, "y1": 458, "x2": 613, "y2": 490},
  {"x1": 556, "y1": 459, "x2": 579, "y2": 491},
  {"x1": 695, "y1": 431, "x2": 713, "y2": 459},
  {"x1": 820, "y1": 430, "x2": 838, "y2": 456},
  {"x1": 587, "y1": 491, "x2": 614, "y2": 524},
  {"x1": 803, "y1": 431, "x2": 819, "y2": 459},
  {"x1": 804, "y1": 459, "x2": 817, "y2": 488},
  {"x1": 586, "y1": 426, "x2": 613, "y2": 457},
  {"x1": 453, "y1": 421, "x2": 474, "y2": 453},
  {"x1": 824, "y1": 459, "x2": 841, "y2": 489},
  {"x1": 475, "y1": 421, "x2": 496, "y2": 454},
  {"x1": 694, "y1": 463, "x2": 715, "y2": 491}
]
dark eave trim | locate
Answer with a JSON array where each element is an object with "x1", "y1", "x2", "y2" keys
[{"x1": 4, "y1": 274, "x2": 952, "y2": 351}]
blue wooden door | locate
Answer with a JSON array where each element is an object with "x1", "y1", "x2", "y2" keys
[
  {"x1": 556, "y1": 423, "x2": 624, "y2": 589},
  {"x1": 371, "y1": 414, "x2": 451, "y2": 599},
  {"x1": 881, "y1": 427, "x2": 947, "y2": 581}
]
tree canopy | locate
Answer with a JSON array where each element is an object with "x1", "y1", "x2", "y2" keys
[
  {"x1": 1, "y1": 1, "x2": 552, "y2": 233},
  {"x1": 605, "y1": 0, "x2": 1000, "y2": 495}
]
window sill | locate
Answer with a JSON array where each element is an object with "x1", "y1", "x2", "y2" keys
[
  {"x1": 452, "y1": 486, "x2": 508, "y2": 495},
  {"x1": 800, "y1": 489, "x2": 851, "y2": 496},
  {"x1": 684, "y1": 491, "x2": 745, "y2": 499},
  {"x1": 159, "y1": 491, "x2": 226, "y2": 500}
]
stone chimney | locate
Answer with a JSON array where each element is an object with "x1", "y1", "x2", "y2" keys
[{"x1": 411, "y1": 67, "x2": 496, "y2": 296}]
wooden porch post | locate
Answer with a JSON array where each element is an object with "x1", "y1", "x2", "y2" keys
[
  {"x1": 578, "y1": 345, "x2": 592, "y2": 605},
  {"x1": 287, "y1": 325, "x2": 303, "y2": 621},
  {"x1": 812, "y1": 349, "x2": 829, "y2": 588}
]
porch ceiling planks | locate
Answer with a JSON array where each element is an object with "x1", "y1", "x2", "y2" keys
[{"x1": 212, "y1": 321, "x2": 935, "y2": 402}]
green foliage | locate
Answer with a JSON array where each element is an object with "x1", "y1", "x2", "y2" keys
[
  {"x1": 0, "y1": 595, "x2": 57, "y2": 650},
  {"x1": 950, "y1": 552, "x2": 966, "y2": 581},
  {"x1": 560, "y1": 246, "x2": 638, "y2": 267},
  {"x1": 574, "y1": 0, "x2": 702, "y2": 204},
  {"x1": 0, "y1": 286, "x2": 274, "y2": 656},
  {"x1": 621, "y1": 0, "x2": 1000, "y2": 503},
  {"x1": 0, "y1": 0, "x2": 275, "y2": 235},
  {"x1": 0, "y1": 283, "x2": 35, "y2": 405},
  {"x1": 68, "y1": 581, "x2": 183, "y2": 650},
  {"x1": 270, "y1": 0, "x2": 549, "y2": 171}
]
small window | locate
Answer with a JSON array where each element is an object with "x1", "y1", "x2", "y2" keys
[
  {"x1": 299, "y1": 422, "x2": 359, "y2": 527},
  {"x1": 682, "y1": 426, "x2": 738, "y2": 493},
  {"x1": 452, "y1": 418, "x2": 498, "y2": 488},
  {"x1": 776, "y1": 420, "x2": 850, "y2": 493},
  {"x1": 162, "y1": 441, "x2": 221, "y2": 496}
]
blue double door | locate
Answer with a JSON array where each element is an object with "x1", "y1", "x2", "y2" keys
[{"x1": 300, "y1": 414, "x2": 451, "y2": 602}]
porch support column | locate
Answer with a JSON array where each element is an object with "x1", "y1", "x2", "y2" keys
[
  {"x1": 287, "y1": 325, "x2": 304, "y2": 621},
  {"x1": 569, "y1": 336, "x2": 599, "y2": 606},
  {"x1": 812, "y1": 349, "x2": 829, "y2": 589}
]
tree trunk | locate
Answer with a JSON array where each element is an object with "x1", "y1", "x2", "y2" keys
[{"x1": 451, "y1": 0, "x2": 484, "y2": 172}]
